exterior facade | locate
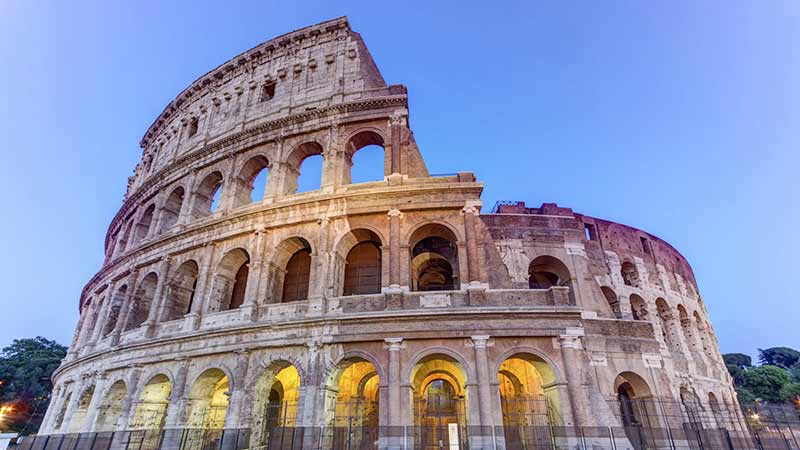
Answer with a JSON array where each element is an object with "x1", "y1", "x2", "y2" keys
[{"x1": 40, "y1": 17, "x2": 738, "y2": 450}]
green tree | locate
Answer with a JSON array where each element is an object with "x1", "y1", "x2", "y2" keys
[
  {"x1": 739, "y1": 365, "x2": 792, "y2": 403},
  {"x1": 0, "y1": 337, "x2": 67, "y2": 433},
  {"x1": 758, "y1": 347, "x2": 800, "y2": 369},
  {"x1": 780, "y1": 382, "x2": 800, "y2": 403},
  {"x1": 790, "y1": 362, "x2": 800, "y2": 382},
  {"x1": 723, "y1": 353, "x2": 753, "y2": 368}
]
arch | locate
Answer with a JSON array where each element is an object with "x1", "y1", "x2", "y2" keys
[
  {"x1": 409, "y1": 353, "x2": 470, "y2": 448},
  {"x1": 162, "y1": 260, "x2": 199, "y2": 321},
  {"x1": 678, "y1": 305, "x2": 701, "y2": 352},
  {"x1": 324, "y1": 356, "x2": 381, "y2": 444},
  {"x1": 694, "y1": 311, "x2": 713, "y2": 357},
  {"x1": 274, "y1": 238, "x2": 312, "y2": 303},
  {"x1": 134, "y1": 204, "x2": 156, "y2": 243},
  {"x1": 409, "y1": 224, "x2": 460, "y2": 291},
  {"x1": 630, "y1": 294, "x2": 649, "y2": 321},
  {"x1": 498, "y1": 353, "x2": 562, "y2": 429},
  {"x1": 185, "y1": 368, "x2": 231, "y2": 430},
  {"x1": 67, "y1": 385, "x2": 95, "y2": 433},
  {"x1": 336, "y1": 229, "x2": 383, "y2": 296},
  {"x1": 131, "y1": 374, "x2": 172, "y2": 430},
  {"x1": 232, "y1": 155, "x2": 270, "y2": 207},
  {"x1": 601, "y1": 286, "x2": 621, "y2": 319},
  {"x1": 208, "y1": 248, "x2": 250, "y2": 312},
  {"x1": 528, "y1": 255, "x2": 571, "y2": 289},
  {"x1": 614, "y1": 372, "x2": 653, "y2": 429},
  {"x1": 125, "y1": 272, "x2": 158, "y2": 331},
  {"x1": 345, "y1": 130, "x2": 386, "y2": 184},
  {"x1": 159, "y1": 186, "x2": 185, "y2": 233},
  {"x1": 621, "y1": 261, "x2": 640, "y2": 288},
  {"x1": 656, "y1": 298, "x2": 681, "y2": 352},
  {"x1": 95, "y1": 380, "x2": 126, "y2": 432},
  {"x1": 52, "y1": 391, "x2": 72, "y2": 431},
  {"x1": 116, "y1": 218, "x2": 135, "y2": 256},
  {"x1": 286, "y1": 141, "x2": 324, "y2": 194},
  {"x1": 251, "y1": 362, "x2": 302, "y2": 447},
  {"x1": 192, "y1": 171, "x2": 224, "y2": 219},
  {"x1": 102, "y1": 284, "x2": 128, "y2": 337}
]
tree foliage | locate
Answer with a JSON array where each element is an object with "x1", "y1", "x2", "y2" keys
[
  {"x1": 758, "y1": 347, "x2": 800, "y2": 369},
  {"x1": 738, "y1": 365, "x2": 792, "y2": 403},
  {"x1": 0, "y1": 337, "x2": 66, "y2": 433},
  {"x1": 723, "y1": 353, "x2": 752, "y2": 368}
]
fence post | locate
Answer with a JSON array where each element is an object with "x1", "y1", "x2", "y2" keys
[{"x1": 609, "y1": 427, "x2": 617, "y2": 450}]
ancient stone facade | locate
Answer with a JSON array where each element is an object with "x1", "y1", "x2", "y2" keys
[{"x1": 41, "y1": 16, "x2": 734, "y2": 448}]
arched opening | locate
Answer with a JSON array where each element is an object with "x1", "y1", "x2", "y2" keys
[
  {"x1": 601, "y1": 286, "x2": 621, "y2": 319},
  {"x1": 159, "y1": 187, "x2": 185, "y2": 233},
  {"x1": 102, "y1": 285, "x2": 128, "y2": 337},
  {"x1": 208, "y1": 249, "x2": 250, "y2": 312},
  {"x1": 694, "y1": 311, "x2": 714, "y2": 359},
  {"x1": 339, "y1": 229, "x2": 383, "y2": 296},
  {"x1": 287, "y1": 142, "x2": 324, "y2": 194},
  {"x1": 276, "y1": 238, "x2": 313, "y2": 303},
  {"x1": 116, "y1": 219, "x2": 135, "y2": 256},
  {"x1": 409, "y1": 224, "x2": 460, "y2": 291},
  {"x1": 411, "y1": 354, "x2": 469, "y2": 450},
  {"x1": 615, "y1": 372, "x2": 653, "y2": 427},
  {"x1": 193, "y1": 171, "x2": 224, "y2": 219},
  {"x1": 125, "y1": 272, "x2": 158, "y2": 331},
  {"x1": 680, "y1": 387, "x2": 704, "y2": 429},
  {"x1": 185, "y1": 369, "x2": 230, "y2": 430},
  {"x1": 656, "y1": 299, "x2": 681, "y2": 353},
  {"x1": 95, "y1": 381, "x2": 126, "y2": 432},
  {"x1": 132, "y1": 374, "x2": 171, "y2": 430},
  {"x1": 528, "y1": 256, "x2": 571, "y2": 290},
  {"x1": 67, "y1": 385, "x2": 95, "y2": 433},
  {"x1": 325, "y1": 358, "x2": 380, "y2": 449},
  {"x1": 232, "y1": 155, "x2": 270, "y2": 207},
  {"x1": 80, "y1": 297, "x2": 101, "y2": 345},
  {"x1": 621, "y1": 261, "x2": 640, "y2": 288},
  {"x1": 678, "y1": 305, "x2": 700, "y2": 352},
  {"x1": 630, "y1": 294, "x2": 649, "y2": 321},
  {"x1": 162, "y1": 260, "x2": 199, "y2": 322},
  {"x1": 134, "y1": 204, "x2": 156, "y2": 243},
  {"x1": 346, "y1": 131, "x2": 385, "y2": 184},
  {"x1": 252, "y1": 364, "x2": 301, "y2": 448}
]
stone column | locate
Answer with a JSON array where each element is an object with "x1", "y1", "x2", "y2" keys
[
  {"x1": 221, "y1": 156, "x2": 240, "y2": 212},
  {"x1": 67, "y1": 310, "x2": 88, "y2": 360},
  {"x1": 111, "y1": 269, "x2": 141, "y2": 347},
  {"x1": 89, "y1": 280, "x2": 117, "y2": 348},
  {"x1": 164, "y1": 358, "x2": 191, "y2": 429},
  {"x1": 559, "y1": 331, "x2": 589, "y2": 427},
  {"x1": 177, "y1": 170, "x2": 199, "y2": 225},
  {"x1": 82, "y1": 372, "x2": 108, "y2": 432},
  {"x1": 188, "y1": 242, "x2": 216, "y2": 329},
  {"x1": 385, "y1": 338, "x2": 403, "y2": 426},
  {"x1": 388, "y1": 114, "x2": 405, "y2": 175},
  {"x1": 60, "y1": 379, "x2": 86, "y2": 433},
  {"x1": 223, "y1": 350, "x2": 251, "y2": 429},
  {"x1": 470, "y1": 336, "x2": 494, "y2": 427},
  {"x1": 242, "y1": 229, "x2": 266, "y2": 321},
  {"x1": 144, "y1": 256, "x2": 172, "y2": 337},
  {"x1": 462, "y1": 201, "x2": 482, "y2": 285},
  {"x1": 119, "y1": 366, "x2": 144, "y2": 429},
  {"x1": 387, "y1": 209, "x2": 403, "y2": 289},
  {"x1": 40, "y1": 384, "x2": 62, "y2": 433}
]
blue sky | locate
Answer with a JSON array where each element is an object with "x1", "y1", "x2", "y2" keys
[{"x1": 0, "y1": 1, "x2": 797, "y2": 359}]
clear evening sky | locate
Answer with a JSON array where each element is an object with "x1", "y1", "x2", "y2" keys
[{"x1": 1, "y1": 1, "x2": 797, "y2": 359}]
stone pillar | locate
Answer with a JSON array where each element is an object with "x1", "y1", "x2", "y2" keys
[
  {"x1": 177, "y1": 170, "x2": 198, "y2": 226},
  {"x1": 111, "y1": 269, "x2": 141, "y2": 347},
  {"x1": 67, "y1": 310, "x2": 87, "y2": 360},
  {"x1": 164, "y1": 358, "x2": 191, "y2": 429},
  {"x1": 144, "y1": 257, "x2": 172, "y2": 337},
  {"x1": 223, "y1": 350, "x2": 251, "y2": 429},
  {"x1": 470, "y1": 336, "x2": 494, "y2": 426},
  {"x1": 82, "y1": 372, "x2": 108, "y2": 432},
  {"x1": 221, "y1": 156, "x2": 240, "y2": 212},
  {"x1": 559, "y1": 331, "x2": 589, "y2": 427},
  {"x1": 60, "y1": 380, "x2": 85, "y2": 433},
  {"x1": 389, "y1": 115, "x2": 404, "y2": 175},
  {"x1": 242, "y1": 229, "x2": 266, "y2": 320},
  {"x1": 387, "y1": 209, "x2": 403, "y2": 289},
  {"x1": 188, "y1": 242, "x2": 216, "y2": 329},
  {"x1": 89, "y1": 281, "x2": 116, "y2": 348},
  {"x1": 119, "y1": 366, "x2": 144, "y2": 429},
  {"x1": 385, "y1": 338, "x2": 403, "y2": 426},
  {"x1": 462, "y1": 201, "x2": 483, "y2": 285},
  {"x1": 40, "y1": 384, "x2": 62, "y2": 434}
]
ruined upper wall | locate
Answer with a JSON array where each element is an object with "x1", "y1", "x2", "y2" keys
[{"x1": 127, "y1": 17, "x2": 389, "y2": 194}]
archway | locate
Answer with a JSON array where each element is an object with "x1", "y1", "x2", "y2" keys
[
  {"x1": 159, "y1": 186, "x2": 185, "y2": 233},
  {"x1": 162, "y1": 260, "x2": 199, "y2": 321},
  {"x1": 614, "y1": 372, "x2": 654, "y2": 428},
  {"x1": 601, "y1": 286, "x2": 621, "y2": 318},
  {"x1": 125, "y1": 272, "x2": 158, "y2": 331},
  {"x1": 325, "y1": 358, "x2": 380, "y2": 449},
  {"x1": 134, "y1": 204, "x2": 156, "y2": 243},
  {"x1": 131, "y1": 374, "x2": 171, "y2": 430},
  {"x1": 193, "y1": 171, "x2": 224, "y2": 218},
  {"x1": 656, "y1": 299, "x2": 681, "y2": 352},
  {"x1": 410, "y1": 354, "x2": 469, "y2": 450},
  {"x1": 286, "y1": 142, "x2": 324, "y2": 194},
  {"x1": 102, "y1": 284, "x2": 128, "y2": 337},
  {"x1": 345, "y1": 131, "x2": 385, "y2": 184},
  {"x1": 208, "y1": 249, "x2": 250, "y2": 312},
  {"x1": 275, "y1": 238, "x2": 312, "y2": 303},
  {"x1": 252, "y1": 363, "x2": 302, "y2": 447},
  {"x1": 337, "y1": 229, "x2": 383, "y2": 296},
  {"x1": 52, "y1": 391, "x2": 72, "y2": 432},
  {"x1": 621, "y1": 262, "x2": 640, "y2": 288},
  {"x1": 231, "y1": 155, "x2": 270, "y2": 207},
  {"x1": 409, "y1": 224, "x2": 460, "y2": 291},
  {"x1": 630, "y1": 295, "x2": 648, "y2": 321},
  {"x1": 528, "y1": 256, "x2": 571, "y2": 290},
  {"x1": 95, "y1": 380, "x2": 127, "y2": 432},
  {"x1": 67, "y1": 385, "x2": 95, "y2": 433},
  {"x1": 185, "y1": 369, "x2": 230, "y2": 430}
]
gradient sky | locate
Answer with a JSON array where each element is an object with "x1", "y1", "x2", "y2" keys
[{"x1": 1, "y1": 1, "x2": 797, "y2": 360}]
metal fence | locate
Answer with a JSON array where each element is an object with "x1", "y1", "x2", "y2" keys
[{"x1": 14, "y1": 401, "x2": 800, "y2": 450}]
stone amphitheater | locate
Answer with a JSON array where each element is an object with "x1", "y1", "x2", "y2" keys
[{"x1": 39, "y1": 16, "x2": 740, "y2": 450}]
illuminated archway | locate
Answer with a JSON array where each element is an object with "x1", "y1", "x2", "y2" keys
[
  {"x1": 185, "y1": 369, "x2": 230, "y2": 430},
  {"x1": 131, "y1": 374, "x2": 171, "y2": 430},
  {"x1": 325, "y1": 358, "x2": 381, "y2": 449},
  {"x1": 95, "y1": 380, "x2": 126, "y2": 432},
  {"x1": 410, "y1": 354, "x2": 469, "y2": 450},
  {"x1": 67, "y1": 385, "x2": 95, "y2": 432},
  {"x1": 252, "y1": 363, "x2": 302, "y2": 447}
]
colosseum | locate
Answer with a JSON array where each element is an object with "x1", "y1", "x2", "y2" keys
[{"x1": 36, "y1": 16, "x2": 745, "y2": 450}]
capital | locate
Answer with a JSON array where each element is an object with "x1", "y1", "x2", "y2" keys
[
  {"x1": 385, "y1": 338, "x2": 403, "y2": 350},
  {"x1": 558, "y1": 335, "x2": 582, "y2": 349},
  {"x1": 469, "y1": 335, "x2": 491, "y2": 349},
  {"x1": 461, "y1": 200, "x2": 482, "y2": 215},
  {"x1": 387, "y1": 208, "x2": 403, "y2": 219}
]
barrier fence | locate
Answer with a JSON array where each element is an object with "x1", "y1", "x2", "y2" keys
[{"x1": 15, "y1": 402, "x2": 800, "y2": 450}]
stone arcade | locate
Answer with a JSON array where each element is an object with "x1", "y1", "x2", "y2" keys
[{"x1": 41, "y1": 16, "x2": 738, "y2": 450}]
